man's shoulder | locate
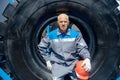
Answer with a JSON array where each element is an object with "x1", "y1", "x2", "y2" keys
[
  {"x1": 70, "y1": 29, "x2": 81, "y2": 35},
  {"x1": 48, "y1": 29, "x2": 57, "y2": 35},
  {"x1": 47, "y1": 29, "x2": 57, "y2": 40}
]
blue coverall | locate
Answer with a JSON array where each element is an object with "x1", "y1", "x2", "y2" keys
[{"x1": 38, "y1": 28, "x2": 91, "y2": 80}]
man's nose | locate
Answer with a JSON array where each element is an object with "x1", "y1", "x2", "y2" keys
[{"x1": 62, "y1": 22, "x2": 65, "y2": 25}]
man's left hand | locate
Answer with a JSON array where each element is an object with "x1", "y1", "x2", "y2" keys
[{"x1": 81, "y1": 58, "x2": 91, "y2": 72}]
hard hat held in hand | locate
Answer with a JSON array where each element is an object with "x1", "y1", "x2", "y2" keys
[{"x1": 74, "y1": 60, "x2": 89, "y2": 80}]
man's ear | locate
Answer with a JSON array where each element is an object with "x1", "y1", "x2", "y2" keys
[
  {"x1": 67, "y1": 21, "x2": 70, "y2": 26},
  {"x1": 57, "y1": 21, "x2": 59, "y2": 26}
]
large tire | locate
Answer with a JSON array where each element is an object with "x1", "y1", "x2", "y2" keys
[{"x1": 0, "y1": 0, "x2": 120, "y2": 80}]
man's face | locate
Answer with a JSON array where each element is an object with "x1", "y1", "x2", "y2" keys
[{"x1": 57, "y1": 14, "x2": 69, "y2": 32}]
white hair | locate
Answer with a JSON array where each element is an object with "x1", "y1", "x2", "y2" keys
[{"x1": 57, "y1": 13, "x2": 69, "y2": 21}]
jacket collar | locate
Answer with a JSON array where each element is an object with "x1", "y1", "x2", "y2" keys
[{"x1": 57, "y1": 28, "x2": 70, "y2": 36}]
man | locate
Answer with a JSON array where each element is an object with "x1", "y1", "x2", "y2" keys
[{"x1": 38, "y1": 13, "x2": 91, "y2": 80}]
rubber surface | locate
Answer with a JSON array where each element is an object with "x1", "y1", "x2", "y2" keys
[{"x1": 0, "y1": 0, "x2": 120, "y2": 80}]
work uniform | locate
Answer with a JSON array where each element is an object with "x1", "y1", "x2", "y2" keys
[{"x1": 38, "y1": 28, "x2": 90, "y2": 80}]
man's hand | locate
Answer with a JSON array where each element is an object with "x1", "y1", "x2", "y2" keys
[
  {"x1": 46, "y1": 61, "x2": 52, "y2": 70},
  {"x1": 81, "y1": 58, "x2": 91, "y2": 72}
]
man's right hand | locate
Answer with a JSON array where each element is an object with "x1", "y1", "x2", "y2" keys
[{"x1": 46, "y1": 61, "x2": 52, "y2": 70}]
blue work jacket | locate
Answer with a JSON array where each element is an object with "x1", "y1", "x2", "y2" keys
[{"x1": 38, "y1": 28, "x2": 90, "y2": 65}]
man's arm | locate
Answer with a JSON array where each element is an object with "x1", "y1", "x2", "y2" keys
[
  {"x1": 76, "y1": 33, "x2": 91, "y2": 72},
  {"x1": 37, "y1": 35, "x2": 50, "y2": 62},
  {"x1": 38, "y1": 35, "x2": 52, "y2": 70},
  {"x1": 76, "y1": 34, "x2": 90, "y2": 59}
]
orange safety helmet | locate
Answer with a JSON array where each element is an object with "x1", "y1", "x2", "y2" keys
[{"x1": 74, "y1": 60, "x2": 89, "y2": 80}]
